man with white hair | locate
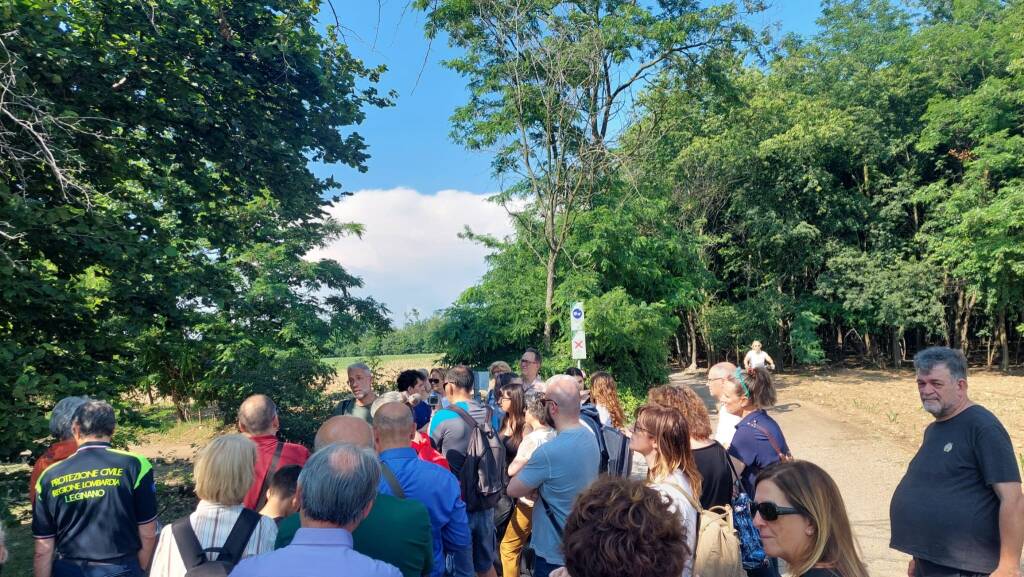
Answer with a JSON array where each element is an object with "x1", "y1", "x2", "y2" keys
[
  {"x1": 334, "y1": 362, "x2": 379, "y2": 424},
  {"x1": 507, "y1": 375, "x2": 599, "y2": 577},
  {"x1": 707, "y1": 362, "x2": 743, "y2": 448}
]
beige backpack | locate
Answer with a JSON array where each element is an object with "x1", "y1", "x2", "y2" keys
[{"x1": 675, "y1": 483, "x2": 745, "y2": 577}]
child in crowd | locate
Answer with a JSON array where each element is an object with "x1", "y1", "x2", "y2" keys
[{"x1": 259, "y1": 465, "x2": 302, "y2": 524}]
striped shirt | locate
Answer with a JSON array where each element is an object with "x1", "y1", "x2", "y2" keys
[{"x1": 150, "y1": 500, "x2": 277, "y2": 577}]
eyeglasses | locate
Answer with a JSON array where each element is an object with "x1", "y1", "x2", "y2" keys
[
  {"x1": 428, "y1": 378, "x2": 440, "y2": 384},
  {"x1": 538, "y1": 397, "x2": 558, "y2": 407},
  {"x1": 751, "y1": 501, "x2": 803, "y2": 522},
  {"x1": 631, "y1": 424, "x2": 649, "y2": 435},
  {"x1": 520, "y1": 358, "x2": 537, "y2": 365},
  {"x1": 498, "y1": 396, "x2": 512, "y2": 404}
]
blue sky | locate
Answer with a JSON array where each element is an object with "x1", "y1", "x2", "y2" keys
[{"x1": 312, "y1": 1, "x2": 825, "y2": 324}]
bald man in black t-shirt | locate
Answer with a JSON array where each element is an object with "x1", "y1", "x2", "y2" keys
[{"x1": 32, "y1": 400, "x2": 157, "y2": 577}]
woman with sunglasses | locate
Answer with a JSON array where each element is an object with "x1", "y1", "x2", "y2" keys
[
  {"x1": 630, "y1": 404, "x2": 703, "y2": 577},
  {"x1": 753, "y1": 461, "x2": 868, "y2": 577}
]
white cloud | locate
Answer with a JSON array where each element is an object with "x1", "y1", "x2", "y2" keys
[{"x1": 306, "y1": 187, "x2": 513, "y2": 324}]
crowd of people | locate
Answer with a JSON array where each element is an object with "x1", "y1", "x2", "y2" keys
[{"x1": 16, "y1": 345, "x2": 1024, "y2": 577}]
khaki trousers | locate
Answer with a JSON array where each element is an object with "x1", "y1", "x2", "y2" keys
[{"x1": 499, "y1": 500, "x2": 533, "y2": 577}]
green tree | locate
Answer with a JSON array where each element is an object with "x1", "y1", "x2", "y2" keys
[{"x1": 1, "y1": 0, "x2": 390, "y2": 456}]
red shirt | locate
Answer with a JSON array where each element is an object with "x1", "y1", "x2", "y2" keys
[
  {"x1": 29, "y1": 438, "x2": 78, "y2": 502},
  {"x1": 411, "y1": 431, "x2": 449, "y2": 471},
  {"x1": 243, "y1": 434, "x2": 310, "y2": 510}
]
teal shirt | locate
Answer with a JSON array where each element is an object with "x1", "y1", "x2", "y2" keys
[{"x1": 276, "y1": 494, "x2": 433, "y2": 577}]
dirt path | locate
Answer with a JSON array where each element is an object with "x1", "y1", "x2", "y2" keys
[{"x1": 670, "y1": 372, "x2": 910, "y2": 575}]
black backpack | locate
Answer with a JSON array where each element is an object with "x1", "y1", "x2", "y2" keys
[
  {"x1": 580, "y1": 404, "x2": 632, "y2": 476},
  {"x1": 172, "y1": 508, "x2": 260, "y2": 577},
  {"x1": 449, "y1": 404, "x2": 507, "y2": 512}
]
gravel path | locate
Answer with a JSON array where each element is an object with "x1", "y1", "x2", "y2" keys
[{"x1": 669, "y1": 372, "x2": 910, "y2": 575}]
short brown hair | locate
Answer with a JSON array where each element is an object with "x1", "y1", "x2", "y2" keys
[
  {"x1": 647, "y1": 385, "x2": 713, "y2": 441},
  {"x1": 563, "y1": 476, "x2": 688, "y2": 577}
]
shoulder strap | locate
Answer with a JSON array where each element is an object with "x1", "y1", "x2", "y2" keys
[
  {"x1": 538, "y1": 493, "x2": 563, "y2": 538},
  {"x1": 172, "y1": 516, "x2": 207, "y2": 569},
  {"x1": 664, "y1": 480, "x2": 703, "y2": 564},
  {"x1": 719, "y1": 441, "x2": 744, "y2": 498},
  {"x1": 747, "y1": 421, "x2": 791, "y2": 461},
  {"x1": 380, "y1": 461, "x2": 406, "y2": 499},
  {"x1": 217, "y1": 508, "x2": 261, "y2": 565},
  {"x1": 255, "y1": 441, "x2": 284, "y2": 511},
  {"x1": 449, "y1": 404, "x2": 482, "y2": 431}
]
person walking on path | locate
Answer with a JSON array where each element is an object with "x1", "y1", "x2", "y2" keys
[
  {"x1": 237, "y1": 394, "x2": 310, "y2": 511},
  {"x1": 32, "y1": 400, "x2": 158, "y2": 577},
  {"x1": 744, "y1": 341, "x2": 776, "y2": 371},
  {"x1": 507, "y1": 375, "x2": 600, "y2": 577},
  {"x1": 889, "y1": 346, "x2": 1024, "y2": 577}
]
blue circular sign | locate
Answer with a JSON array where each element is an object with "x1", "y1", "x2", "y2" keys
[{"x1": 572, "y1": 308, "x2": 583, "y2": 319}]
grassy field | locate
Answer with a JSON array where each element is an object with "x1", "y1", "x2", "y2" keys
[{"x1": 323, "y1": 353, "x2": 443, "y2": 391}]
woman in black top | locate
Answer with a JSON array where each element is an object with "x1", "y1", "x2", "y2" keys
[
  {"x1": 753, "y1": 461, "x2": 868, "y2": 577},
  {"x1": 494, "y1": 373, "x2": 530, "y2": 538},
  {"x1": 647, "y1": 385, "x2": 732, "y2": 509}
]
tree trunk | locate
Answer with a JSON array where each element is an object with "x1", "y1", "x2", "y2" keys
[
  {"x1": 687, "y1": 311, "x2": 698, "y2": 370},
  {"x1": 891, "y1": 326, "x2": 902, "y2": 368},
  {"x1": 543, "y1": 251, "x2": 556, "y2": 350},
  {"x1": 998, "y1": 307, "x2": 1009, "y2": 372},
  {"x1": 673, "y1": 333, "x2": 683, "y2": 365},
  {"x1": 836, "y1": 324, "x2": 844, "y2": 361}
]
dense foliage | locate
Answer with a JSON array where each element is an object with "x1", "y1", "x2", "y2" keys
[
  {"x1": 427, "y1": 0, "x2": 1024, "y2": 387},
  {"x1": 1, "y1": 0, "x2": 389, "y2": 458}
]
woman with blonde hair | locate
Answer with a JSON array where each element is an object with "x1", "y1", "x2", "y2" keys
[
  {"x1": 753, "y1": 461, "x2": 868, "y2": 577},
  {"x1": 150, "y1": 434, "x2": 277, "y2": 576},
  {"x1": 629, "y1": 404, "x2": 703, "y2": 577},
  {"x1": 588, "y1": 371, "x2": 626, "y2": 430}
]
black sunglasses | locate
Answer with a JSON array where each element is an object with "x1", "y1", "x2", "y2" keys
[
  {"x1": 752, "y1": 501, "x2": 803, "y2": 522},
  {"x1": 428, "y1": 378, "x2": 440, "y2": 384}
]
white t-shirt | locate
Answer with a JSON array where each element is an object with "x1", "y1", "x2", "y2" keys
[
  {"x1": 715, "y1": 405, "x2": 743, "y2": 448},
  {"x1": 595, "y1": 404, "x2": 612, "y2": 427},
  {"x1": 745, "y1": 350, "x2": 769, "y2": 368},
  {"x1": 512, "y1": 427, "x2": 557, "y2": 506},
  {"x1": 651, "y1": 470, "x2": 698, "y2": 577}
]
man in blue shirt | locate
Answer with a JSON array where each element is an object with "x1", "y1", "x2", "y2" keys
[
  {"x1": 232, "y1": 442, "x2": 403, "y2": 577},
  {"x1": 373, "y1": 400, "x2": 474, "y2": 577},
  {"x1": 508, "y1": 375, "x2": 600, "y2": 577}
]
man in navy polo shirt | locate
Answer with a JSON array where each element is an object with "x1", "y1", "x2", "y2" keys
[{"x1": 33, "y1": 400, "x2": 158, "y2": 577}]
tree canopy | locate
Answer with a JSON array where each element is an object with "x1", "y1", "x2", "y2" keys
[{"x1": 2, "y1": 0, "x2": 389, "y2": 457}]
